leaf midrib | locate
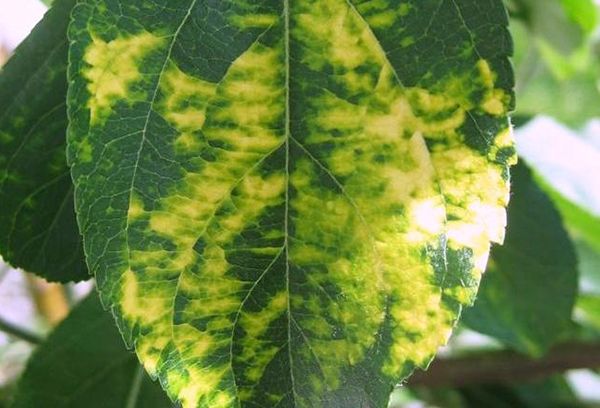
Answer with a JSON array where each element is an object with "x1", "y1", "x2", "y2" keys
[{"x1": 282, "y1": 0, "x2": 298, "y2": 405}]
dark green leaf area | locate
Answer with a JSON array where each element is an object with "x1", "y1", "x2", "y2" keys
[
  {"x1": 0, "y1": 0, "x2": 87, "y2": 282},
  {"x1": 13, "y1": 293, "x2": 175, "y2": 408}
]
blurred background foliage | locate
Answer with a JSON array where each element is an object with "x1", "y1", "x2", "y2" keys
[{"x1": 1, "y1": 0, "x2": 600, "y2": 407}]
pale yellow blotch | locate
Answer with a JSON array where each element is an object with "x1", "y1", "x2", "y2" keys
[
  {"x1": 174, "y1": 132, "x2": 203, "y2": 151},
  {"x1": 128, "y1": 193, "x2": 145, "y2": 219},
  {"x1": 83, "y1": 32, "x2": 165, "y2": 124},
  {"x1": 401, "y1": 36, "x2": 416, "y2": 47},
  {"x1": 383, "y1": 133, "x2": 439, "y2": 203},
  {"x1": 237, "y1": 292, "x2": 288, "y2": 388},
  {"x1": 482, "y1": 89, "x2": 506, "y2": 116},
  {"x1": 489, "y1": 127, "x2": 518, "y2": 167},
  {"x1": 477, "y1": 59, "x2": 508, "y2": 116},
  {"x1": 404, "y1": 197, "x2": 446, "y2": 244},
  {"x1": 432, "y1": 145, "x2": 511, "y2": 277},
  {"x1": 477, "y1": 59, "x2": 496, "y2": 89},
  {"x1": 174, "y1": 325, "x2": 215, "y2": 360},
  {"x1": 240, "y1": 291, "x2": 287, "y2": 338},
  {"x1": 365, "y1": 9, "x2": 397, "y2": 29},
  {"x1": 494, "y1": 127, "x2": 515, "y2": 150},
  {"x1": 121, "y1": 268, "x2": 140, "y2": 320},
  {"x1": 230, "y1": 13, "x2": 278, "y2": 28},
  {"x1": 120, "y1": 268, "x2": 171, "y2": 323},
  {"x1": 158, "y1": 60, "x2": 217, "y2": 133},
  {"x1": 377, "y1": 230, "x2": 454, "y2": 375},
  {"x1": 173, "y1": 366, "x2": 230, "y2": 408},
  {"x1": 294, "y1": 0, "x2": 386, "y2": 73},
  {"x1": 289, "y1": 157, "x2": 386, "y2": 389},
  {"x1": 77, "y1": 139, "x2": 94, "y2": 163}
]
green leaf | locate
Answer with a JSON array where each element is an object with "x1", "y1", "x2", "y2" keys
[
  {"x1": 13, "y1": 293, "x2": 174, "y2": 408},
  {"x1": 559, "y1": 0, "x2": 598, "y2": 34},
  {"x1": 535, "y1": 175, "x2": 600, "y2": 254},
  {"x1": 576, "y1": 294, "x2": 600, "y2": 331},
  {"x1": 0, "y1": 0, "x2": 88, "y2": 283},
  {"x1": 463, "y1": 162, "x2": 578, "y2": 356},
  {"x1": 67, "y1": 1, "x2": 516, "y2": 406}
]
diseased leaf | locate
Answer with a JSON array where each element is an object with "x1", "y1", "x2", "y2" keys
[
  {"x1": 67, "y1": 1, "x2": 516, "y2": 406},
  {"x1": 0, "y1": 0, "x2": 88, "y2": 283},
  {"x1": 13, "y1": 293, "x2": 175, "y2": 408},
  {"x1": 463, "y1": 162, "x2": 578, "y2": 356}
]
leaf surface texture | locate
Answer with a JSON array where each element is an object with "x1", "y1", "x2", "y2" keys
[
  {"x1": 0, "y1": 0, "x2": 87, "y2": 282},
  {"x1": 13, "y1": 293, "x2": 174, "y2": 408},
  {"x1": 68, "y1": 0, "x2": 516, "y2": 406}
]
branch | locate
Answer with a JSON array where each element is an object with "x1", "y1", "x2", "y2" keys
[
  {"x1": 408, "y1": 342, "x2": 600, "y2": 388},
  {"x1": 0, "y1": 316, "x2": 44, "y2": 345}
]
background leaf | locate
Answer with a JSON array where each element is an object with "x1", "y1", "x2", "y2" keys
[
  {"x1": 559, "y1": 0, "x2": 598, "y2": 34},
  {"x1": 535, "y1": 176, "x2": 600, "y2": 254},
  {"x1": 463, "y1": 161, "x2": 579, "y2": 356},
  {"x1": 0, "y1": 0, "x2": 87, "y2": 283},
  {"x1": 12, "y1": 293, "x2": 175, "y2": 408},
  {"x1": 411, "y1": 376, "x2": 583, "y2": 408}
]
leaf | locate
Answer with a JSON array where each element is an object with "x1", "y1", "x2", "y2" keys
[
  {"x1": 67, "y1": 1, "x2": 516, "y2": 406},
  {"x1": 13, "y1": 293, "x2": 175, "y2": 408},
  {"x1": 576, "y1": 294, "x2": 600, "y2": 330},
  {"x1": 559, "y1": 0, "x2": 598, "y2": 35},
  {"x1": 535, "y1": 175, "x2": 600, "y2": 254},
  {"x1": 463, "y1": 162, "x2": 578, "y2": 356},
  {"x1": 0, "y1": 0, "x2": 88, "y2": 283}
]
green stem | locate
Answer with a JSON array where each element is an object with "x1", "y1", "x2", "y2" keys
[
  {"x1": 125, "y1": 365, "x2": 144, "y2": 408},
  {"x1": 0, "y1": 316, "x2": 44, "y2": 345}
]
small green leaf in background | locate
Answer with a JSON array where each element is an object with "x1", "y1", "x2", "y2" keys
[
  {"x1": 576, "y1": 294, "x2": 600, "y2": 333},
  {"x1": 0, "y1": 0, "x2": 87, "y2": 283},
  {"x1": 559, "y1": 0, "x2": 599, "y2": 34},
  {"x1": 13, "y1": 293, "x2": 175, "y2": 408},
  {"x1": 536, "y1": 176, "x2": 600, "y2": 254},
  {"x1": 463, "y1": 162, "x2": 579, "y2": 356},
  {"x1": 67, "y1": 0, "x2": 515, "y2": 406}
]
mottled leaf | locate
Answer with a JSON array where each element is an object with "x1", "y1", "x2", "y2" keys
[
  {"x1": 0, "y1": 0, "x2": 87, "y2": 282},
  {"x1": 13, "y1": 293, "x2": 175, "y2": 408},
  {"x1": 463, "y1": 162, "x2": 578, "y2": 356},
  {"x1": 67, "y1": 1, "x2": 515, "y2": 406}
]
